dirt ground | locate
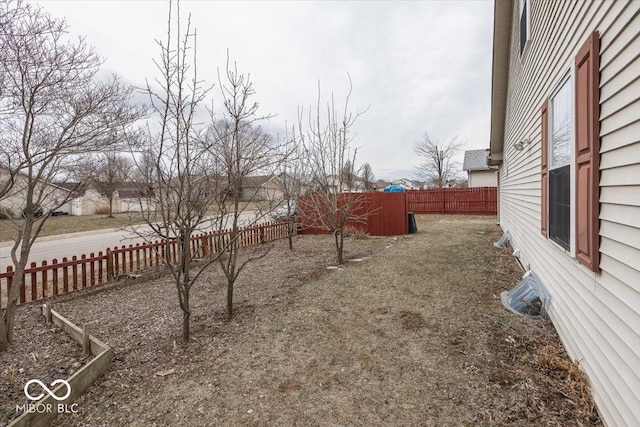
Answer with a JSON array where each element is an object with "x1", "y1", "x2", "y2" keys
[
  {"x1": 0, "y1": 306, "x2": 92, "y2": 424},
  {"x1": 1, "y1": 215, "x2": 601, "y2": 426}
]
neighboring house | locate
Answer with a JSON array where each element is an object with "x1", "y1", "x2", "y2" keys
[
  {"x1": 393, "y1": 178, "x2": 424, "y2": 190},
  {"x1": 241, "y1": 175, "x2": 285, "y2": 202},
  {"x1": 61, "y1": 182, "x2": 156, "y2": 215},
  {"x1": 488, "y1": 1, "x2": 639, "y2": 426},
  {"x1": 119, "y1": 185, "x2": 156, "y2": 213},
  {"x1": 58, "y1": 183, "x2": 110, "y2": 216},
  {"x1": 0, "y1": 170, "x2": 74, "y2": 217},
  {"x1": 346, "y1": 177, "x2": 366, "y2": 192},
  {"x1": 443, "y1": 178, "x2": 468, "y2": 188},
  {"x1": 373, "y1": 179, "x2": 392, "y2": 192},
  {"x1": 306, "y1": 174, "x2": 362, "y2": 194},
  {"x1": 462, "y1": 149, "x2": 497, "y2": 187}
]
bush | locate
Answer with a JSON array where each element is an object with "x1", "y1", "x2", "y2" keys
[
  {"x1": 343, "y1": 225, "x2": 369, "y2": 239},
  {"x1": 0, "y1": 208, "x2": 15, "y2": 220},
  {"x1": 94, "y1": 206, "x2": 111, "y2": 215},
  {"x1": 21, "y1": 207, "x2": 43, "y2": 218}
]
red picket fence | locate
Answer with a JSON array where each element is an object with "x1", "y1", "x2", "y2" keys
[
  {"x1": 0, "y1": 221, "x2": 291, "y2": 308},
  {"x1": 407, "y1": 187, "x2": 497, "y2": 215}
]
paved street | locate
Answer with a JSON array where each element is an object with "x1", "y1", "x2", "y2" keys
[{"x1": 0, "y1": 210, "x2": 262, "y2": 272}]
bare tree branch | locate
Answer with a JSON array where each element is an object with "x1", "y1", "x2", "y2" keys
[
  {"x1": 206, "y1": 54, "x2": 284, "y2": 320},
  {"x1": 414, "y1": 132, "x2": 464, "y2": 188},
  {"x1": 77, "y1": 151, "x2": 134, "y2": 217},
  {"x1": 361, "y1": 163, "x2": 375, "y2": 192},
  {"x1": 131, "y1": 0, "x2": 217, "y2": 342},
  {"x1": 0, "y1": 0, "x2": 144, "y2": 352},
  {"x1": 298, "y1": 76, "x2": 371, "y2": 264}
]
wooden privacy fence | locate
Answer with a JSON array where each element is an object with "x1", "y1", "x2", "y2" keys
[
  {"x1": 297, "y1": 192, "x2": 409, "y2": 236},
  {"x1": 407, "y1": 187, "x2": 497, "y2": 215},
  {"x1": 297, "y1": 188, "x2": 496, "y2": 236},
  {"x1": 0, "y1": 221, "x2": 291, "y2": 308}
]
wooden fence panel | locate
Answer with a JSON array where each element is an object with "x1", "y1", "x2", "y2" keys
[
  {"x1": 407, "y1": 187, "x2": 497, "y2": 215},
  {"x1": 298, "y1": 192, "x2": 408, "y2": 236}
]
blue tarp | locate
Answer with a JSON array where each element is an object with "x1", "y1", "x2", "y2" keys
[{"x1": 383, "y1": 184, "x2": 405, "y2": 192}]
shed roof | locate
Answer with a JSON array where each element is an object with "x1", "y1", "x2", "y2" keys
[
  {"x1": 463, "y1": 149, "x2": 491, "y2": 171},
  {"x1": 243, "y1": 175, "x2": 274, "y2": 188}
]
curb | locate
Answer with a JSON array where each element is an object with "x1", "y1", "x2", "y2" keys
[{"x1": 0, "y1": 227, "x2": 124, "y2": 249}]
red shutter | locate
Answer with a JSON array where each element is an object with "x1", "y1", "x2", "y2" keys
[
  {"x1": 541, "y1": 99, "x2": 548, "y2": 237},
  {"x1": 574, "y1": 31, "x2": 600, "y2": 272}
]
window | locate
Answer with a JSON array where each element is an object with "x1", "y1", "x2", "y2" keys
[
  {"x1": 519, "y1": 0, "x2": 530, "y2": 55},
  {"x1": 540, "y1": 31, "x2": 601, "y2": 272},
  {"x1": 548, "y1": 76, "x2": 573, "y2": 251}
]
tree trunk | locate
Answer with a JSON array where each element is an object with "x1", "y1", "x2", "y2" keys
[
  {"x1": 180, "y1": 232, "x2": 191, "y2": 342},
  {"x1": 226, "y1": 280, "x2": 234, "y2": 320},
  {"x1": 182, "y1": 309, "x2": 190, "y2": 342},
  {"x1": 1, "y1": 218, "x2": 33, "y2": 353},
  {"x1": 108, "y1": 196, "x2": 114, "y2": 218},
  {"x1": 1, "y1": 258, "x2": 27, "y2": 351},
  {"x1": 287, "y1": 221, "x2": 294, "y2": 250},
  {"x1": 177, "y1": 279, "x2": 191, "y2": 343},
  {"x1": 0, "y1": 301, "x2": 17, "y2": 351},
  {"x1": 0, "y1": 317, "x2": 9, "y2": 352},
  {"x1": 335, "y1": 230, "x2": 344, "y2": 264},
  {"x1": 224, "y1": 209, "x2": 239, "y2": 320}
]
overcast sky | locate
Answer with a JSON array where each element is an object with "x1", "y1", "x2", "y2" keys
[{"x1": 34, "y1": 0, "x2": 494, "y2": 181}]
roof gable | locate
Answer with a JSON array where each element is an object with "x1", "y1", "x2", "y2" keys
[{"x1": 463, "y1": 149, "x2": 491, "y2": 171}]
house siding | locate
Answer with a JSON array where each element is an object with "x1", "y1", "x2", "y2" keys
[
  {"x1": 498, "y1": 1, "x2": 640, "y2": 426},
  {"x1": 468, "y1": 170, "x2": 498, "y2": 187},
  {"x1": 0, "y1": 172, "x2": 73, "y2": 217}
]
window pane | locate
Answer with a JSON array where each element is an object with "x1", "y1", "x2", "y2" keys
[
  {"x1": 549, "y1": 165, "x2": 570, "y2": 250},
  {"x1": 519, "y1": 2, "x2": 527, "y2": 54},
  {"x1": 551, "y1": 79, "x2": 572, "y2": 167}
]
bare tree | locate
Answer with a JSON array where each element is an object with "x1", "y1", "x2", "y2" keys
[
  {"x1": 205, "y1": 56, "x2": 281, "y2": 320},
  {"x1": 0, "y1": 0, "x2": 143, "y2": 352},
  {"x1": 135, "y1": 0, "x2": 223, "y2": 342},
  {"x1": 414, "y1": 132, "x2": 464, "y2": 188},
  {"x1": 299, "y1": 77, "x2": 370, "y2": 264},
  {"x1": 361, "y1": 162, "x2": 375, "y2": 192},
  {"x1": 276, "y1": 119, "x2": 311, "y2": 250},
  {"x1": 342, "y1": 160, "x2": 357, "y2": 191},
  {"x1": 79, "y1": 151, "x2": 133, "y2": 217}
]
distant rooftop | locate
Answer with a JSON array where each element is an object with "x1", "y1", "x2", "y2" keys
[{"x1": 463, "y1": 149, "x2": 491, "y2": 171}]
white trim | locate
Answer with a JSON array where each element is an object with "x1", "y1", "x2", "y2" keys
[{"x1": 547, "y1": 69, "x2": 576, "y2": 257}]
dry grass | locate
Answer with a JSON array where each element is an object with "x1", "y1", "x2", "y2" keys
[
  {"x1": 0, "y1": 202, "x2": 267, "y2": 242},
  {"x1": 0, "y1": 215, "x2": 602, "y2": 426},
  {"x1": 0, "y1": 213, "x2": 145, "y2": 242}
]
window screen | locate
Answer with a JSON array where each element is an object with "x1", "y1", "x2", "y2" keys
[
  {"x1": 549, "y1": 165, "x2": 570, "y2": 250},
  {"x1": 548, "y1": 75, "x2": 572, "y2": 251}
]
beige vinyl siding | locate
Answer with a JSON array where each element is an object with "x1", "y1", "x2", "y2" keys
[
  {"x1": 600, "y1": 119, "x2": 640, "y2": 152},
  {"x1": 600, "y1": 163, "x2": 640, "y2": 186},
  {"x1": 497, "y1": 1, "x2": 640, "y2": 426},
  {"x1": 468, "y1": 170, "x2": 497, "y2": 187}
]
